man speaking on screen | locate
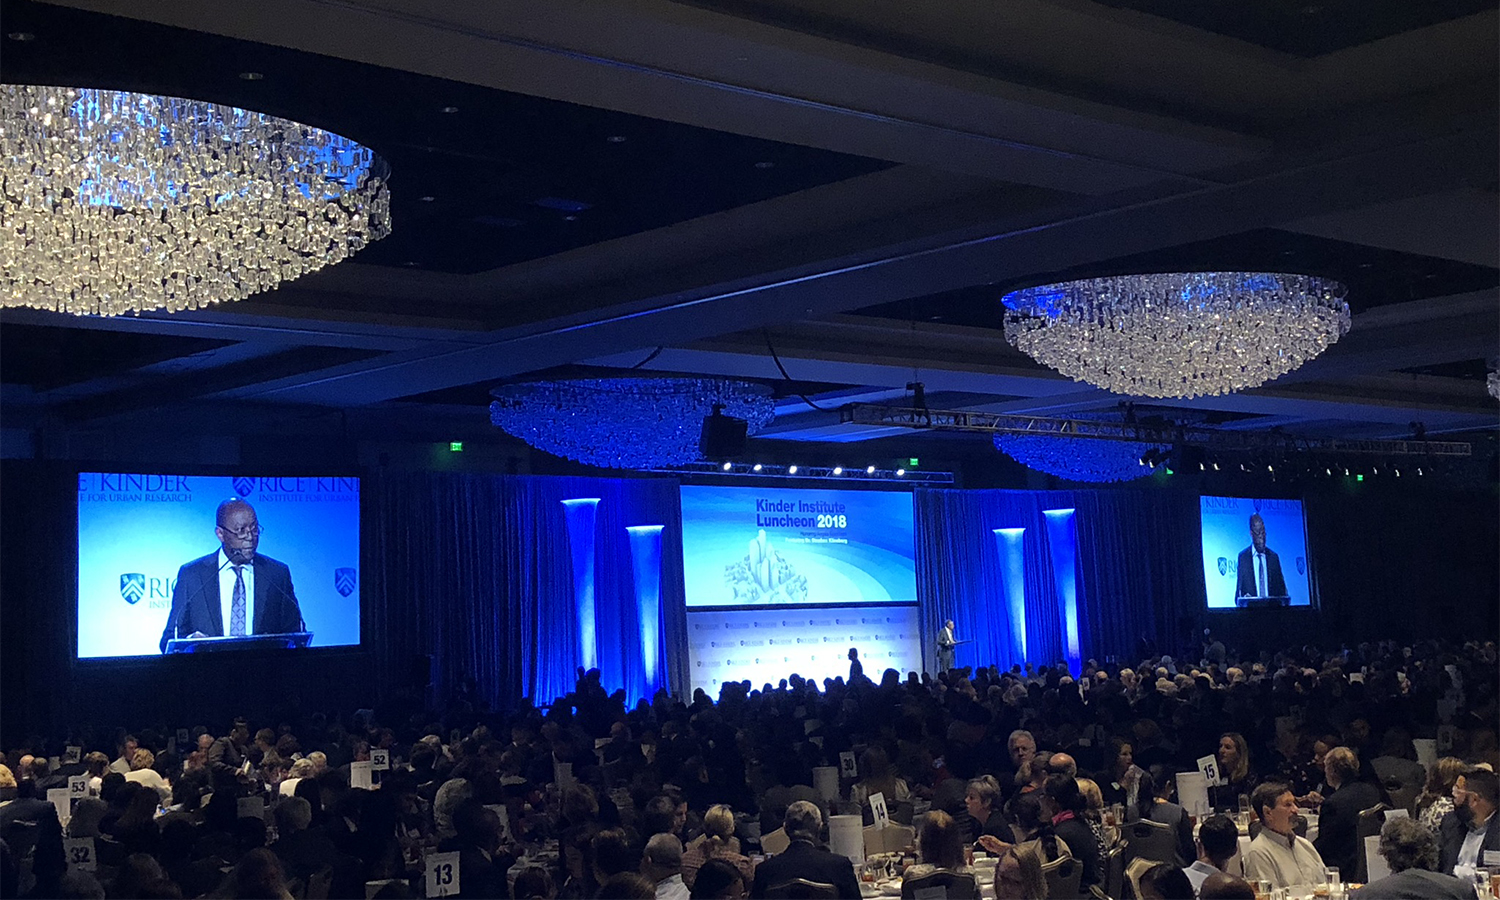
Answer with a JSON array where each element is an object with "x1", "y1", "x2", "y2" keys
[
  {"x1": 1235, "y1": 512, "x2": 1288, "y2": 605},
  {"x1": 159, "y1": 498, "x2": 306, "y2": 652}
]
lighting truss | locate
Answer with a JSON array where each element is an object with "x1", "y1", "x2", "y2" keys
[
  {"x1": 839, "y1": 404, "x2": 1472, "y2": 458},
  {"x1": 648, "y1": 461, "x2": 954, "y2": 483}
]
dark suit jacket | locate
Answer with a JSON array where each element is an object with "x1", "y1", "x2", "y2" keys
[
  {"x1": 1438, "y1": 810, "x2": 1500, "y2": 877},
  {"x1": 750, "y1": 839, "x2": 862, "y2": 898},
  {"x1": 1352, "y1": 869, "x2": 1477, "y2": 899},
  {"x1": 159, "y1": 551, "x2": 304, "y2": 652},
  {"x1": 1236, "y1": 546, "x2": 1289, "y2": 601},
  {"x1": 1053, "y1": 814, "x2": 1102, "y2": 887},
  {"x1": 1313, "y1": 780, "x2": 1382, "y2": 876}
]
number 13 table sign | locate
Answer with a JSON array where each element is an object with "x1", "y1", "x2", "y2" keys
[{"x1": 425, "y1": 850, "x2": 461, "y2": 898}]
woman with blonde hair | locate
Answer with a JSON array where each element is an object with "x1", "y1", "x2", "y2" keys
[
  {"x1": 682, "y1": 804, "x2": 754, "y2": 889},
  {"x1": 1076, "y1": 777, "x2": 1110, "y2": 850},
  {"x1": 1416, "y1": 756, "x2": 1467, "y2": 833},
  {"x1": 993, "y1": 843, "x2": 1048, "y2": 900},
  {"x1": 123, "y1": 747, "x2": 170, "y2": 803}
]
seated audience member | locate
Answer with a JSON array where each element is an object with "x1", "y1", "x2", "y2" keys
[
  {"x1": 56, "y1": 870, "x2": 108, "y2": 900},
  {"x1": 1355, "y1": 816, "x2": 1477, "y2": 900},
  {"x1": 1140, "y1": 862, "x2": 1196, "y2": 900},
  {"x1": 1313, "y1": 746, "x2": 1382, "y2": 877},
  {"x1": 1200, "y1": 873, "x2": 1257, "y2": 900},
  {"x1": 1076, "y1": 777, "x2": 1110, "y2": 853},
  {"x1": 682, "y1": 805, "x2": 754, "y2": 888},
  {"x1": 1212, "y1": 733, "x2": 1258, "y2": 811},
  {"x1": 1184, "y1": 815, "x2": 1240, "y2": 897},
  {"x1": 124, "y1": 748, "x2": 171, "y2": 804},
  {"x1": 591, "y1": 828, "x2": 641, "y2": 890},
  {"x1": 904, "y1": 810, "x2": 972, "y2": 880},
  {"x1": 1244, "y1": 782, "x2": 1327, "y2": 889},
  {"x1": 1440, "y1": 767, "x2": 1499, "y2": 880},
  {"x1": 229, "y1": 846, "x2": 295, "y2": 900},
  {"x1": 600, "y1": 872, "x2": 660, "y2": 900},
  {"x1": 992, "y1": 845, "x2": 1047, "y2": 900},
  {"x1": 967, "y1": 775, "x2": 1014, "y2": 851},
  {"x1": 1045, "y1": 774, "x2": 1101, "y2": 888},
  {"x1": 644, "y1": 833, "x2": 690, "y2": 900},
  {"x1": 448, "y1": 800, "x2": 511, "y2": 900},
  {"x1": 279, "y1": 756, "x2": 316, "y2": 797},
  {"x1": 689, "y1": 858, "x2": 746, "y2": 899},
  {"x1": 514, "y1": 866, "x2": 558, "y2": 900},
  {"x1": 1418, "y1": 758, "x2": 1468, "y2": 835},
  {"x1": 850, "y1": 746, "x2": 911, "y2": 808},
  {"x1": 112, "y1": 786, "x2": 164, "y2": 856},
  {"x1": 750, "y1": 801, "x2": 862, "y2": 899},
  {"x1": 1140, "y1": 768, "x2": 1196, "y2": 866},
  {"x1": 83, "y1": 751, "x2": 110, "y2": 795},
  {"x1": 1009, "y1": 792, "x2": 1071, "y2": 863}
]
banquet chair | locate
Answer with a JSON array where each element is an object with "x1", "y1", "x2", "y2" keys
[
  {"x1": 1102, "y1": 845, "x2": 1126, "y2": 900},
  {"x1": 1124, "y1": 856, "x2": 1157, "y2": 900},
  {"x1": 1354, "y1": 804, "x2": 1389, "y2": 883},
  {"x1": 902, "y1": 871, "x2": 978, "y2": 899},
  {"x1": 761, "y1": 826, "x2": 791, "y2": 855},
  {"x1": 1042, "y1": 855, "x2": 1085, "y2": 900},
  {"x1": 1120, "y1": 819, "x2": 1178, "y2": 867},
  {"x1": 1384, "y1": 778, "x2": 1419, "y2": 815},
  {"x1": 863, "y1": 822, "x2": 916, "y2": 856},
  {"x1": 764, "y1": 878, "x2": 840, "y2": 898}
]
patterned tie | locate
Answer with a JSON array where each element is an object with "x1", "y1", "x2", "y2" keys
[
  {"x1": 230, "y1": 565, "x2": 247, "y2": 636},
  {"x1": 1257, "y1": 552, "x2": 1268, "y2": 597}
]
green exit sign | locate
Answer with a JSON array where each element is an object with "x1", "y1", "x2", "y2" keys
[
  {"x1": 908, "y1": 458, "x2": 920, "y2": 467},
  {"x1": 449, "y1": 442, "x2": 464, "y2": 452}
]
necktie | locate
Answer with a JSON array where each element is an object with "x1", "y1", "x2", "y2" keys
[
  {"x1": 1257, "y1": 552, "x2": 1268, "y2": 597},
  {"x1": 230, "y1": 565, "x2": 247, "y2": 636}
]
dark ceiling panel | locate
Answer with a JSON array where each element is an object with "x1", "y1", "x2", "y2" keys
[
  {"x1": 1092, "y1": 0, "x2": 1493, "y2": 58},
  {"x1": 852, "y1": 228, "x2": 1500, "y2": 329},
  {"x1": 0, "y1": 0, "x2": 893, "y2": 275},
  {"x1": 0, "y1": 321, "x2": 234, "y2": 390}
]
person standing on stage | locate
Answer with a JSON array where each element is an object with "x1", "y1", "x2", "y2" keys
[{"x1": 937, "y1": 619, "x2": 957, "y2": 672}]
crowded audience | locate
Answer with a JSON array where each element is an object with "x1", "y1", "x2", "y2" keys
[{"x1": 0, "y1": 637, "x2": 1494, "y2": 898}]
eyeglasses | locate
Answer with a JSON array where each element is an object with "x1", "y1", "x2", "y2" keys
[{"x1": 220, "y1": 523, "x2": 262, "y2": 539}]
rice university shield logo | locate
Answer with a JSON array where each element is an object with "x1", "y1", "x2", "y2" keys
[
  {"x1": 1296, "y1": 556, "x2": 1306, "y2": 575},
  {"x1": 120, "y1": 573, "x2": 146, "y2": 604},
  {"x1": 334, "y1": 567, "x2": 358, "y2": 597},
  {"x1": 1216, "y1": 557, "x2": 1228, "y2": 576},
  {"x1": 233, "y1": 477, "x2": 255, "y2": 497}
]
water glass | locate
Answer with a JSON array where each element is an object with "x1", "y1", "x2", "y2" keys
[{"x1": 1324, "y1": 867, "x2": 1340, "y2": 889}]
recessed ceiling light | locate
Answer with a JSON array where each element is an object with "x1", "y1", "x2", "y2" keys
[
  {"x1": 754, "y1": 161, "x2": 775, "y2": 169},
  {"x1": 721, "y1": 462, "x2": 732, "y2": 471},
  {"x1": 238, "y1": 71, "x2": 264, "y2": 81},
  {"x1": 606, "y1": 135, "x2": 628, "y2": 143},
  {"x1": 896, "y1": 468, "x2": 905, "y2": 476},
  {"x1": 866, "y1": 465, "x2": 876, "y2": 474},
  {"x1": 7, "y1": 32, "x2": 36, "y2": 42},
  {"x1": 440, "y1": 105, "x2": 459, "y2": 114},
  {"x1": 419, "y1": 196, "x2": 436, "y2": 202},
  {"x1": 832, "y1": 466, "x2": 843, "y2": 475},
  {"x1": 787, "y1": 465, "x2": 798, "y2": 474},
  {"x1": 752, "y1": 463, "x2": 763, "y2": 472}
]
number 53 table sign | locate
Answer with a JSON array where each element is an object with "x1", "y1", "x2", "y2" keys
[{"x1": 425, "y1": 850, "x2": 461, "y2": 898}]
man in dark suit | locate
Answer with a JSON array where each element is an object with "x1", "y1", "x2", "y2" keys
[
  {"x1": 159, "y1": 498, "x2": 305, "y2": 652},
  {"x1": 1438, "y1": 768, "x2": 1499, "y2": 880},
  {"x1": 1236, "y1": 513, "x2": 1288, "y2": 604},
  {"x1": 750, "y1": 801, "x2": 861, "y2": 899},
  {"x1": 1354, "y1": 816, "x2": 1477, "y2": 900},
  {"x1": 1313, "y1": 747, "x2": 1383, "y2": 878}
]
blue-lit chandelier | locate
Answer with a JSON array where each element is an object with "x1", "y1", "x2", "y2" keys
[
  {"x1": 490, "y1": 377, "x2": 775, "y2": 470},
  {"x1": 1002, "y1": 272, "x2": 1350, "y2": 399},
  {"x1": 1, "y1": 85, "x2": 390, "y2": 316},
  {"x1": 994, "y1": 430, "x2": 1164, "y2": 483}
]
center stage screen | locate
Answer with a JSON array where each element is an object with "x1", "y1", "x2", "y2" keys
[
  {"x1": 1200, "y1": 495, "x2": 1313, "y2": 609},
  {"x1": 77, "y1": 474, "x2": 361, "y2": 658},
  {"x1": 680, "y1": 485, "x2": 917, "y2": 608}
]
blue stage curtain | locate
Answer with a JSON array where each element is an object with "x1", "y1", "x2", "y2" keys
[
  {"x1": 915, "y1": 488, "x2": 1206, "y2": 669},
  {"x1": 370, "y1": 473, "x2": 686, "y2": 709}
]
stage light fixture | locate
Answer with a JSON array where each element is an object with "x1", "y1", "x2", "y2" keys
[
  {"x1": 721, "y1": 461, "x2": 732, "y2": 471},
  {"x1": 896, "y1": 468, "x2": 906, "y2": 476},
  {"x1": 787, "y1": 465, "x2": 798, "y2": 474},
  {"x1": 866, "y1": 465, "x2": 876, "y2": 474},
  {"x1": 832, "y1": 466, "x2": 843, "y2": 475},
  {"x1": 752, "y1": 463, "x2": 763, "y2": 472}
]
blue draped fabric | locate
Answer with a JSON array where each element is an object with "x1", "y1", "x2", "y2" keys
[
  {"x1": 370, "y1": 473, "x2": 686, "y2": 708},
  {"x1": 915, "y1": 488, "x2": 1206, "y2": 670}
]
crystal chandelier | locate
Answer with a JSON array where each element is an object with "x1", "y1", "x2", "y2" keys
[
  {"x1": 490, "y1": 377, "x2": 775, "y2": 470},
  {"x1": 1, "y1": 85, "x2": 390, "y2": 316},
  {"x1": 1001, "y1": 272, "x2": 1350, "y2": 399},
  {"x1": 994, "y1": 431, "x2": 1164, "y2": 483}
]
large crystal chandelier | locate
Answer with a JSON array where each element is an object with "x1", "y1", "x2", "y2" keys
[
  {"x1": 490, "y1": 377, "x2": 775, "y2": 470},
  {"x1": 1, "y1": 85, "x2": 390, "y2": 316},
  {"x1": 1001, "y1": 272, "x2": 1350, "y2": 399}
]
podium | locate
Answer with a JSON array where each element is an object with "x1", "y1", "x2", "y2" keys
[{"x1": 164, "y1": 632, "x2": 313, "y2": 654}]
